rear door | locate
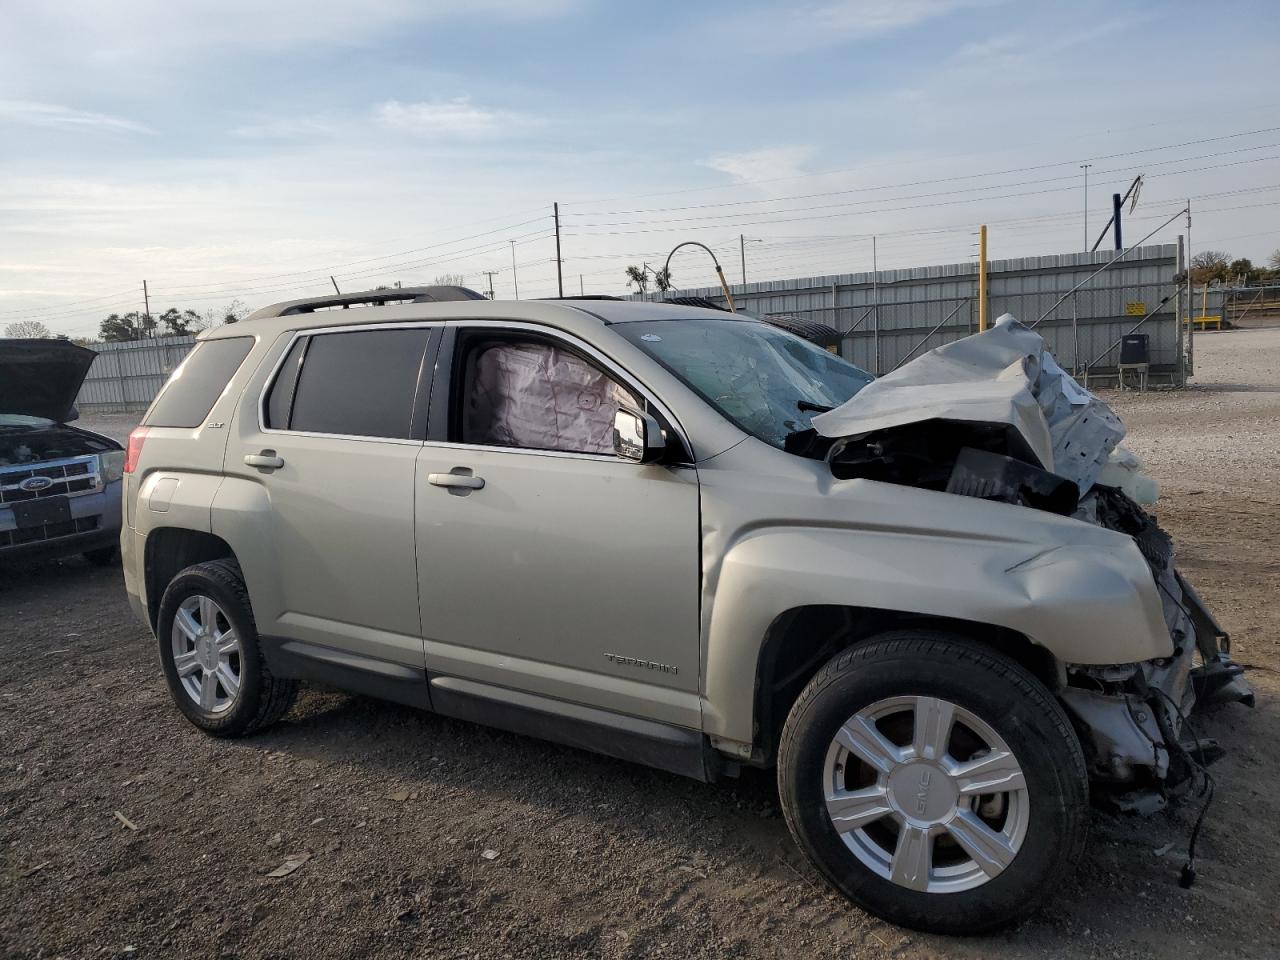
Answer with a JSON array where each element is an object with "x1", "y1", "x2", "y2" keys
[
  {"x1": 221, "y1": 323, "x2": 437, "y2": 669},
  {"x1": 414, "y1": 322, "x2": 703, "y2": 728}
]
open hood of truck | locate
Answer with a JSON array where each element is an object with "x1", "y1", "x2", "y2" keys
[
  {"x1": 0, "y1": 338, "x2": 97, "y2": 423},
  {"x1": 810, "y1": 314, "x2": 1125, "y2": 493}
]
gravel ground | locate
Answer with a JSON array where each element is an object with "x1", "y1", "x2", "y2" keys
[{"x1": 2, "y1": 329, "x2": 1278, "y2": 959}]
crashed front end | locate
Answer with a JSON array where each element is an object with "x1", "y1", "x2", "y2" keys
[{"x1": 808, "y1": 314, "x2": 1253, "y2": 811}]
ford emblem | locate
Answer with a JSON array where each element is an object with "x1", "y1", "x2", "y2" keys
[{"x1": 18, "y1": 476, "x2": 55, "y2": 493}]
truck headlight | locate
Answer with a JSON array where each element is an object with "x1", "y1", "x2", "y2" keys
[{"x1": 100, "y1": 450, "x2": 126, "y2": 483}]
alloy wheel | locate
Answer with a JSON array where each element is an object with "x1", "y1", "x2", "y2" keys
[
  {"x1": 823, "y1": 695, "x2": 1030, "y2": 894},
  {"x1": 170, "y1": 594, "x2": 243, "y2": 714}
]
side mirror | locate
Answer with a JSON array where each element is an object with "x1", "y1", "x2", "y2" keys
[{"x1": 613, "y1": 407, "x2": 666, "y2": 464}]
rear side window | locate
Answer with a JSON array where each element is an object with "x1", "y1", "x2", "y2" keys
[
  {"x1": 282, "y1": 328, "x2": 430, "y2": 439},
  {"x1": 144, "y1": 337, "x2": 255, "y2": 428}
]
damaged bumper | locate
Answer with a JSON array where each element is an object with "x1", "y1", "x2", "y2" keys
[{"x1": 1061, "y1": 493, "x2": 1253, "y2": 810}]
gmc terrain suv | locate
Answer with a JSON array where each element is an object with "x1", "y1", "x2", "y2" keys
[
  {"x1": 122, "y1": 287, "x2": 1251, "y2": 933},
  {"x1": 1, "y1": 338, "x2": 123, "y2": 564}
]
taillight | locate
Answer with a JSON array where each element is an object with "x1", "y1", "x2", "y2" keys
[{"x1": 124, "y1": 427, "x2": 149, "y2": 474}]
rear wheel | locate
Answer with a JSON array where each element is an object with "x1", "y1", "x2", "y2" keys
[
  {"x1": 156, "y1": 558, "x2": 298, "y2": 737},
  {"x1": 777, "y1": 631, "x2": 1088, "y2": 934}
]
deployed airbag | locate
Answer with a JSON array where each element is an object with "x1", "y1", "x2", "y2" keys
[{"x1": 463, "y1": 341, "x2": 636, "y2": 455}]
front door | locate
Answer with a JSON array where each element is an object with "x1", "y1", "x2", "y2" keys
[
  {"x1": 222, "y1": 324, "x2": 436, "y2": 669},
  {"x1": 414, "y1": 324, "x2": 702, "y2": 728}
]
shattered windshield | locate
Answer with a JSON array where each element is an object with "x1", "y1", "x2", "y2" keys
[{"x1": 618, "y1": 318, "x2": 872, "y2": 448}]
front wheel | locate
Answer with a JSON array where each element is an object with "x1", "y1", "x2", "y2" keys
[{"x1": 777, "y1": 631, "x2": 1088, "y2": 934}]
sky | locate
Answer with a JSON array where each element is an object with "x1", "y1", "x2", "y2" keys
[{"x1": 1, "y1": 0, "x2": 1278, "y2": 338}]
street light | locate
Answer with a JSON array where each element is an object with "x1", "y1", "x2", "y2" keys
[{"x1": 663, "y1": 241, "x2": 737, "y2": 312}]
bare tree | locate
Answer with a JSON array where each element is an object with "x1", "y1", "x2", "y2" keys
[
  {"x1": 1190, "y1": 250, "x2": 1231, "y2": 284},
  {"x1": 1268, "y1": 249, "x2": 1280, "y2": 272},
  {"x1": 432, "y1": 273, "x2": 467, "y2": 287},
  {"x1": 4, "y1": 320, "x2": 53, "y2": 338},
  {"x1": 199, "y1": 299, "x2": 249, "y2": 331}
]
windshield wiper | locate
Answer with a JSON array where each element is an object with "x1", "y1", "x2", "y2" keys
[{"x1": 797, "y1": 400, "x2": 833, "y2": 414}]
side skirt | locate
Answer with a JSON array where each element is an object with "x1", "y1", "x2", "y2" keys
[
  {"x1": 256, "y1": 637, "x2": 719, "y2": 782},
  {"x1": 429, "y1": 676, "x2": 720, "y2": 782},
  {"x1": 258, "y1": 636, "x2": 433, "y2": 710}
]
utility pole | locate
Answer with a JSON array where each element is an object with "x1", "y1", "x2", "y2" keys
[
  {"x1": 1080, "y1": 163, "x2": 1092, "y2": 252},
  {"x1": 509, "y1": 240, "x2": 519, "y2": 300},
  {"x1": 740, "y1": 234, "x2": 747, "y2": 285},
  {"x1": 141, "y1": 280, "x2": 152, "y2": 338},
  {"x1": 483, "y1": 271, "x2": 498, "y2": 300},
  {"x1": 871, "y1": 235, "x2": 881, "y2": 375},
  {"x1": 978, "y1": 225, "x2": 988, "y2": 331},
  {"x1": 330, "y1": 276, "x2": 341, "y2": 294},
  {"x1": 579, "y1": 274, "x2": 584, "y2": 296},
  {"x1": 553, "y1": 202, "x2": 564, "y2": 298}
]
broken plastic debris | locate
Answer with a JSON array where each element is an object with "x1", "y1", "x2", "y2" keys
[
  {"x1": 113, "y1": 811, "x2": 139, "y2": 831},
  {"x1": 480, "y1": 849, "x2": 499, "y2": 860}
]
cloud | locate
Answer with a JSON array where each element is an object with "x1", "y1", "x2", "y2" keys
[
  {"x1": 0, "y1": 100, "x2": 153, "y2": 135},
  {"x1": 702, "y1": 146, "x2": 813, "y2": 185},
  {"x1": 717, "y1": 0, "x2": 999, "y2": 54},
  {"x1": 375, "y1": 98, "x2": 535, "y2": 138},
  {"x1": 232, "y1": 117, "x2": 340, "y2": 140}
]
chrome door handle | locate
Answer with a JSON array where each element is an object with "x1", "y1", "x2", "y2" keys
[
  {"x1": 244, "y1": 453, "x2": 285, "y2": 469},
  {"x1": 427, "y1": 472, "x2": 485, "y2": 490}
]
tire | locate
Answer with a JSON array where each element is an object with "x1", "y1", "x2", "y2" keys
[
  {"x1": 777, "y1": 630, "x2": 1088, "y2": 934},
  {"x1": 83, "y1": 545, "x2": 119, "y2": 566},
  {"x1": 156, "y1": 558, "x2": 298, "y2": 738}
]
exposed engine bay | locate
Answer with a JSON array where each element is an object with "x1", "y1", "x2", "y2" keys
[
  {"x1": 0, "y1": 422, "x2": 117, "y2": 466},
  {"x1": 804, "y1": 315, "x2": 1253, "y2": 836}
]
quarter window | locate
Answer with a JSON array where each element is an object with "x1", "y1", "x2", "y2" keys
[
  {"x1": 276, "y1": 328, "x2": 431, "y2": 439},
  {"x1": 144, "y1": 337, "x2": 255, "y2": 429}
]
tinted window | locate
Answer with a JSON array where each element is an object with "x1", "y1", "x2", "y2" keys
[
  {"x1": 287, "y1": 329, "x2": 430, "y2": 439},
  {"x1": 144, "y1": 337, "x2": 255, "y2": 428},
  {"x1": 264, "y1": 336, "x2": 307, "y2": 430}
]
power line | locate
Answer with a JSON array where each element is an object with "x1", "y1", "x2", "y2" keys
[
  {"x1": 565, "y1": 135, "x2": 1280, "y2": 218},
  {"x1": 559, "y1": 122, "x2": 1280, "y2": 207},
  {"x1": 567, "y1": 153, "x2": 1280, "y2": 232}
]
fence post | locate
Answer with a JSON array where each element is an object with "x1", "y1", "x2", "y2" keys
[{"x1": 1176, "y1": 235, "x2": 1187, "y2": 386}]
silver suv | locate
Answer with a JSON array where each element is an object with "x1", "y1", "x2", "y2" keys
[{"x1": 122, "y1": 287, "x2": 1251, "y2": 934}]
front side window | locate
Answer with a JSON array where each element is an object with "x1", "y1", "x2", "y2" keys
[
  {"x1": 456, "y1": 337, "x2": 638, "y2": 455},
  {"x1": 618, "y1": 318, "x2": 872, "y2": 449},
  {"x1": 279, "y1": 328, "x2": 431, "y2": 439}
]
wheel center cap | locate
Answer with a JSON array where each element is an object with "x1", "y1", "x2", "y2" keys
[{"x1": 887, "y1": 761, "x2": 957, "y2": 824}]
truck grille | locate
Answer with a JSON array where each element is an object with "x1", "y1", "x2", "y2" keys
[
  {"x1": 0, "y1": 455, "x2": 102, "y2": 505},
  {"x1": 1, "y1": 515, "x2": 100, "y2": 548}
]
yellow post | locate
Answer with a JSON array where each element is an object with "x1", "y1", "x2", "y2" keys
[{"x1": 978, "y1": 224, "x2": 989, "y2": 331}]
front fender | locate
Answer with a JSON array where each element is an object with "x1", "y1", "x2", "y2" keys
[{"x1": 701, "y1": 524, "x2": 1171, "y2": 743}]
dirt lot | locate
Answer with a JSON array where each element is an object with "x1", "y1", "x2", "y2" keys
[{"x1": 2, "y1": 329, "x2": 1278, "y2": 959}]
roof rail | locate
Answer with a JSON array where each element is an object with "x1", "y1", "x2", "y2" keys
[{"x1": 241, "y1": 285, "x2": 487, "y2": 321}]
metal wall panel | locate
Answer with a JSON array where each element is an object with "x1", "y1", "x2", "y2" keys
[
  {"x1": 75, "y1": 335, "x2": 198, "y2": 412},
  {"x1": 637, "y1": 244, "x2": 1182, "y2": 384}
]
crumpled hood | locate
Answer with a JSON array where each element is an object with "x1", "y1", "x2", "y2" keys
[
  {"x1": 811, "y1": 314, "x2": 1125, "y2": 492},
  {"x1": 0, "y1": 338, "x2": 97, "y2": 423}
]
